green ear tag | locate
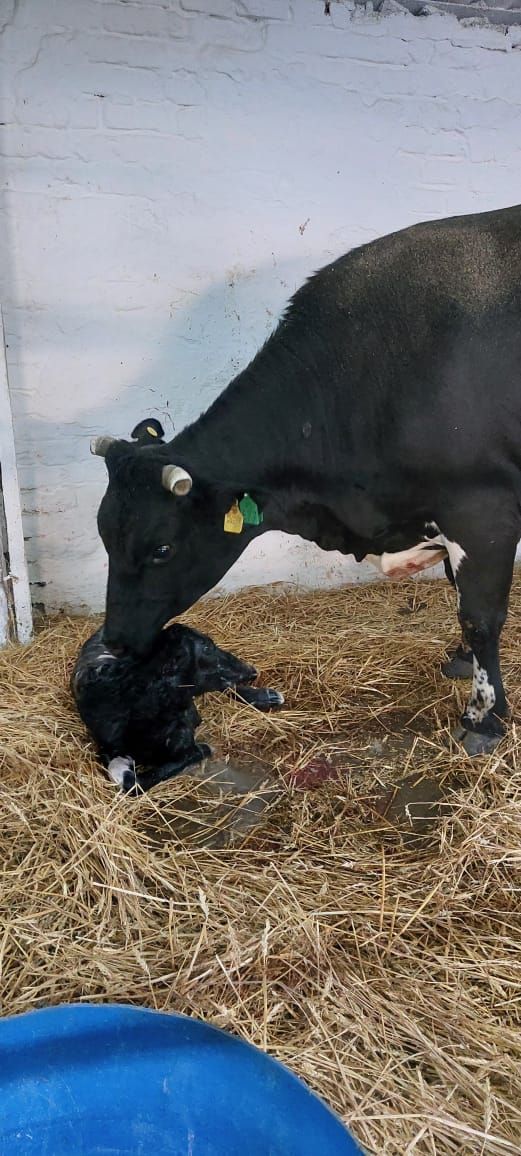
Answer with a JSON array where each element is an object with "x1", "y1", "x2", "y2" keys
[{"x1": 239, "y1": 493, "x2": 263, "y2": 526}]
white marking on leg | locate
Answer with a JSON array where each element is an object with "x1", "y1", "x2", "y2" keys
[
  {"x1": 442, "y1": 538, "x2": 467, "y2": 576},
  {"x1": 107, "y1": 756, "x2": 135, "y2": 786},
  {"x1": 466, "y1": 658, "x2": 496, "y2": 724}
]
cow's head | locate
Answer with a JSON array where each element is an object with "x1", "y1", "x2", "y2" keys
[{"x1": 93, "y1": 426, "x2": 258, "y2": 656}]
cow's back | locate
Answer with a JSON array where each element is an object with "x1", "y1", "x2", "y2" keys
[
  {"x1": 273, "y1": 205, "x2": 521, "y2": 482},
  {"x1": 293, "y1": 204, "x2": 521, "y2": 324}
]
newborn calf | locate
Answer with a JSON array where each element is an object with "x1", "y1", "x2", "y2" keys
[{"x1": 72, "y1": 622, "x2": 283, "y2": 794}]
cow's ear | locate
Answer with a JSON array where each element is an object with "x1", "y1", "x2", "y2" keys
[{"x1": 131, "y1": 418, "x2": 165, "y2": 446}]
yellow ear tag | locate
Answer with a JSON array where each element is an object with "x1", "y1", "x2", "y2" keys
[
  {"x1": 146, "y1": 426, "x2": 158, "y2": 437},
  {"x1": 224, "y1": 501, "x2": 244, "y2": 534}
]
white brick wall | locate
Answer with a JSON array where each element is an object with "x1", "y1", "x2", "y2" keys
[{"x1": 1, "y1": 0, "x2": 521, "y2": 611}]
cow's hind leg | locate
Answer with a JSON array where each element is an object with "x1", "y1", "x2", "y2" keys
[
  {"x1": 439, "y1": 499, "x2": 518, "y2": 756},
  {"x1": 441, "y1": 558, "x2": 474, "y2": 679}
]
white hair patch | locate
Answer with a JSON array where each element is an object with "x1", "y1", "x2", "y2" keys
[
  {"x1": 466, "y1": 659, "x2": 496, "y2": 724},
  {"x1": 107, "y1": 756, "x2": 135, "y2": 786},
  {"x1": 442, "y1": 538, "x2": 467, "y2": 576}
]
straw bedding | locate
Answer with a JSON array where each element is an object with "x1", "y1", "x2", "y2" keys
[{"x1": 1, "y1": 575, "x2": 521, "y2": 1155}]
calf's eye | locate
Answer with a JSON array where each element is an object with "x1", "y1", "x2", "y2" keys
[{"x1": 152, "y1": 544, "x2": 173, "y2": 564}]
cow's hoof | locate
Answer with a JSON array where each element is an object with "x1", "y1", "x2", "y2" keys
[
  {"x1": 441, "y1": 650, "x2": 473, "y2": 680},
  {"x1": 452, "y1": 726, "x2": 502, "y2": 756}
]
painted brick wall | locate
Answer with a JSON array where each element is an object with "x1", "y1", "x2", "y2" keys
[{"x1": 1, "y1": 0, "x2": 521, "y2": 611}]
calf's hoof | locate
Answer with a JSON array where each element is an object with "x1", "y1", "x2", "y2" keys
[
  {"x1": 123, "y1": 771, "x2": 143, "y2": 796},
  {"x1": 452, "y1": 725, "x2": 502, "y2": 757},
  {"x1": 106, "y1": 755, "x2": 136, "y2": 787},
  {"x1": 233, "y1": 685, "x2": 285, "y2": 711},
  {"x1": 441, "y1": 647, "x2": 473, "y2": 681}
]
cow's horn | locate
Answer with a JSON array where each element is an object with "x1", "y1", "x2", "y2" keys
[
  {"x1": 91, "y1": 436, "x2": 116, "y2": 458},
  {"x1": 162, "y1": 464, "x2": 193, "y2": 496}
]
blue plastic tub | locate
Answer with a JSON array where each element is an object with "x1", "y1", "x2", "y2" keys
[{"x1": 0, "y1": 1003, "x2": 363, "y2": 1155}]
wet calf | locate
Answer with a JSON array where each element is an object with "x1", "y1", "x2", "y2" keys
[{"x1": 71, "y1": 622, "x2": 283, "y2": 793}]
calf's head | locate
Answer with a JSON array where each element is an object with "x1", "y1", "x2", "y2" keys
[{"x1": 93, "y1": 432, "x2": 255, "y2": 656}]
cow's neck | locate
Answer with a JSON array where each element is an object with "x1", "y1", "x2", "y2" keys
[{"x1": 169, "y1": 331, "x2": 333, "y2": 524}]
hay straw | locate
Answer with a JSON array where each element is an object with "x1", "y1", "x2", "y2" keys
[{"x1": 1, "y1": 575, "x2": 521, "y2": 1155}]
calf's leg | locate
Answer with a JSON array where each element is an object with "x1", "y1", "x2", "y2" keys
[
  {"x1": 128, "y1": 743, "x2": 212, "y2": 795},
  {"x1": 106, "y1": 743, "x2": 212, "y2": 794},
  {"x1": 232, "y1": 685, "x2": 284, "y2": 710}
]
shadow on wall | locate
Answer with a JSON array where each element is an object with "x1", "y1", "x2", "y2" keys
[{"x1": 2, "y1": 252, "x2": 386, "y2": 607}]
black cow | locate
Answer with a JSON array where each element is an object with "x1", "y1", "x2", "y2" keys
[
  {"x1": 72, "y1": 621, "x2": 284, "y2": 794},
  {"x1": 92, "y1": 205, "x2": 521, "y2": 757}
]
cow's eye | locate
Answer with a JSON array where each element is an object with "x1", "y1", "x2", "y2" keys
[{"x1": 152, "y1": 544, "x2": 173, "y2": 564}]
